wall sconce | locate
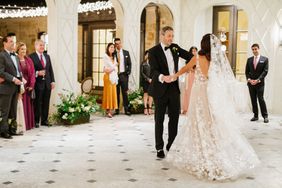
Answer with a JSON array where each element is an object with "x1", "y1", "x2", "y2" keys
[{"x1": 280, "y1": 26, "x2": 282, "y2": 46}]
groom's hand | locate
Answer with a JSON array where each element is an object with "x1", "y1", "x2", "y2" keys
[{"x1": 163, "y1": 75, "x2": 172, "y2": 83}]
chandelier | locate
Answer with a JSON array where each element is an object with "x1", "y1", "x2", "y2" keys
[{"x1": 0, "y1": 1, "x2": 113, "y2": 19}]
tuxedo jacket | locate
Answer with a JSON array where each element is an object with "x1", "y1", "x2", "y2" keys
[
  {"x1": 148, "y1": 43, "x2": 193, "y2": 98},
  {"x1": 114, "y1": 49, "x2": 132, "y2": 75},
  {"x1": 0, "y1": 50, "x2": 21, "y2": 94},
  {"x1": 29, "y1": 52, "x2": 55, "y2": 90},
  {"x1": 245, "y1": 55, "x2": 268, "y2": 86}
]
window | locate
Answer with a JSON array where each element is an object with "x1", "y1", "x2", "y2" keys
[{"x1": 92, "y1": 29, "x2": 114, "y2": 87}]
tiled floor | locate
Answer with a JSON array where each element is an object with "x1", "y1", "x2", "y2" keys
[{"x1": 0, "y1": 113, "x2": 282, "y2": 188}]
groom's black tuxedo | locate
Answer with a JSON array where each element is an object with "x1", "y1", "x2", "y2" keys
[
  {"x1": 149, "y1": 43, "x2": 193, "y2": 151},
  {"x1": 149, "y1": 43, "x2": 193, "y2": 98},
  {"x1": 245, "y1": 55, "x2": 268, "y2": 118}
]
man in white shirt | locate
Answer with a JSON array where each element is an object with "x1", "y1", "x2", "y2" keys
[
  {"x1": 0, "y1": 35, "x2": 22, "y2": 139},
  {"x1": 148, "y1": 26, "x2": 193, "y2": 158},
  {"x1": 245, "y1": 43, "x2": 269, "y2": 123},
  {"x1": 29, "y1": 39, "x2": 55, "y2": 127},
  {"x1": 114, "y1": 38, "x2": 132, "y2": 115}
]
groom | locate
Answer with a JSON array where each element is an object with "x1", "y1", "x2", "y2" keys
[{"x1": 149, "y1": 26, "x2": 193, "y2": 158}]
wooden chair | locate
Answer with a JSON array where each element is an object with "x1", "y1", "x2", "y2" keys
[{"x1": 81, "y1": 77, "x2": 95, "y2": 94}]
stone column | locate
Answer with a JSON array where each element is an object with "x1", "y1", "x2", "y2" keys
[
  {"x1": 145, "y1": 5, "x2": 158, "y2": 50},
  {"x1": 45, "y1": 0, "x2": 81, "y2": 111}
]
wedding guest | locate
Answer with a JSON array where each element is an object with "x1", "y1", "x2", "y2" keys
[
  {"x1": 181, "y1": 46, "x2": 197, "y2": 114},
  {"x1": 114, "y1": 38, "x2": 132, "y2": 115},
  {"x1": 245, "y1": 43, "x2": 269, "y2": 123},
  {"x1": 30, "y1": 39, "x2": 55, "y2": 127},
  {"x1": 17, "y1": 42, "x2": 36, "y2": 130},
  {"x1": 0, "y1": 35, "x2": 22, "y2": 139},
  {"x1": 140, "y1": 50, "x2": 153, "y2": 115},
  {"x1": 102, "y1": 43, "x2": 118, "y2": 118}
]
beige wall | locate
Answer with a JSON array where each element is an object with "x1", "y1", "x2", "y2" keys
[{"x1": 0, "y1": 17, "x2": 47, "y2": 53}]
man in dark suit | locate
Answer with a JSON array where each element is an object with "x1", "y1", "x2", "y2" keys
[
  {"x1": 0, "y1": 35, "x2": 22, "y2": 139},
  {"x1": 245, "y1": 43, "x2": 269, "y2": 123},
  {"x1": 29, "y1": 39, "x2": 55, "y2": 127},
  {"x1": 114, "y1": 38, "x2": 132, "y2": 115},
  {"x1": 149, "y1": 26, "x2": 193, "y2": 158}
]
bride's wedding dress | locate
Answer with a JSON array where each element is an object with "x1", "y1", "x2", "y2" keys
[{"x1": 166, "y1": 35, "x2": 260, "y2": 181}]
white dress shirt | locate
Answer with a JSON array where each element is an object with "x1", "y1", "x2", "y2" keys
[
  {"x1": 5, "y1": 49, "x2": 20, "y2": 77},
  {"x1": 158, "y1": 42, "x2": 175, "y2": 83},
  {"x1": 117, "y1": 49, "x2": 125, "y2": 73}
]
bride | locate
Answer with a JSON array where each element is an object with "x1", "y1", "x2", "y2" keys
[{"x1": 166, "y1": 34, "x2": 260, "y2": 181}]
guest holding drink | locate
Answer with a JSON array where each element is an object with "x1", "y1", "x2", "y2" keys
[{"x1": 29, "y1": 39, "x2": 55, "y2": 127}]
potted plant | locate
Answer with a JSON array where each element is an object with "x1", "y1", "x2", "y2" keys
[
  {"x1": 52, "y1": 91, "x2": 100, "y2": 125},
  {"x1": 128, "y1": 89, "x2": 144, "y2": 114}
]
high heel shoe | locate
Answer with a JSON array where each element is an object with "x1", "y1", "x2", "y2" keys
[
  {"x1": 107, "y1": 112, "x2": 113, "y2": 118},
  {"x1": 148, "y1": 107, "x2": 153, "y2": 115},
  {"x1": 144, "y1": 107, "x2": 148, "y2": 115}
]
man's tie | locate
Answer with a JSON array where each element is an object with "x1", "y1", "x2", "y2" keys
[
  {"x1": 10, "y1": 52, "x2": 16, "y2": 56},
  {"x1": 40, "y1": 54, "x2": 45, "y2": 68},
  {"x1": 253, "y1": 56, "x2": 257, "y2": 70},
  {"x1": 164, "y1": 45, "x2": 171, "y2": 51}
]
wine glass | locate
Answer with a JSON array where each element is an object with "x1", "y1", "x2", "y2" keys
[{"x1": 42, "y1": 69, "x2": 46, "y2": 80}]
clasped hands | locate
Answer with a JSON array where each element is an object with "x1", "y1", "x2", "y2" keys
[
  {"x1": 248, "y1": 79, "x2": 260, "y2": 85},
  {"x1": 162, "y1": 74, "x2": 177, "y2": 83}
]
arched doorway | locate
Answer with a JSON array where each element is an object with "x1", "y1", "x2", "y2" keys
[
  {"x1": 77, "y1": 2, "x2": 116, "y2": 90},
  {"x1": 140, "y1": 3, "x2": 173, "y2": 64}
]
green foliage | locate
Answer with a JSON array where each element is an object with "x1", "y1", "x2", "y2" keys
[
  {"x1": 128, "y1": 88, "x2": 144, "y2": 114},
  {"x1": 52, "y1": 91, "x2": 100, "y2": 124}
]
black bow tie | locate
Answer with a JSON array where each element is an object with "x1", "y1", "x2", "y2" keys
[
  {"x1": 164, "y1": 46, "x2": 171, "y2": 51},
  {"x1": 10, "y1": 52, "x2": 16, "y2": 56}
]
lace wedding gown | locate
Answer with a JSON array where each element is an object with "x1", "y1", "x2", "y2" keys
[{"x1": 167, "y1": 47, "x2": 260, "y2": 181}]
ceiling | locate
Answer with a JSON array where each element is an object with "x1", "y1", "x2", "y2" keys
[{"x1": 0, "y1": 0, "x2": 106, "y2": 7}]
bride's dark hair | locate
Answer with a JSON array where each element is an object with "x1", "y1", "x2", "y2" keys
[{"x1": 198, "y1": 33, "x2": 211, "y2": 61}]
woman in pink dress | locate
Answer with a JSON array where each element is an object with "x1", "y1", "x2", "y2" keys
[
  {"x1": 17, "y1": 42, "x2": 36, "y2": 130},
  {"x1": 181, "y1": 46, "x2": 198, "y2": 114}
]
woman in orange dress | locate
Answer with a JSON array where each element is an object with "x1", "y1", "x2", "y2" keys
[
  {"x1": 102, "y1": 43, "x2": 118, "y2": 118},
  {"x1": 181, "y1": 46, "x2": 198, "y2": 114}
]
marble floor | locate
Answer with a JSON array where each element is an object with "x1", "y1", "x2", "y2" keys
[{"x1": 0, "y1": 113, "x2": 282, "y2": 188}]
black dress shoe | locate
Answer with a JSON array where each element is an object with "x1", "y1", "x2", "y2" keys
[
  {"x1": 114, "y1": 110, "x2": 119, "y2": 115},
  {"x1": 157, "y1": 150, "x2": 165, "y2": 158},
  {"x1": 35, "y1": 123, "x2": 40, "y2": 128},
  {"x1": 0, "y1": 132, "x2": 13, "y2": 139},
  {"x1": 166, "y1": 144, "x2": 171, "y2": 151},
  {"x1": 250, "y1": 117, "x2": 259, "y2": 121},
  {"x1": 264, "y1": 118, "x2": 269, "y2": 123},
  {"x1": 125, "y1": 111, "x2": 131, "y2": 116},
  {"x1": 41, "y1": 123, "x2": 52, "y2": 127}
]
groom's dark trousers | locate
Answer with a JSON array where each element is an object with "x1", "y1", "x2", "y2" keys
[{"x1": 154, "y1": 81, "x2": 180, "y2": 150}]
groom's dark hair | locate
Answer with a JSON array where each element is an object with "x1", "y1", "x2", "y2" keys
[{"x1": 161, "y1": 26, "x2": 173, "y2": 35}]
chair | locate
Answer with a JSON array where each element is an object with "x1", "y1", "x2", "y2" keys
[{"x1": 81, "y1": 77, "x2": 95, "y2": 94}]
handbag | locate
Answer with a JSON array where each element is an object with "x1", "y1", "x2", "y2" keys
[{"x1": 31, "y1": 90, "x2": 36, "y2": 99}]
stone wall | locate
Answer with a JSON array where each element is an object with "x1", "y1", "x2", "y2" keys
[{"x1": 0, "y1": 17, "x2": 47, "y2": 53}]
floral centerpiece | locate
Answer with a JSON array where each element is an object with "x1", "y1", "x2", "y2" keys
[
  {"x1": 52, "y1": 91, "x2": 100, "y2": 125},
  {"x1": 128, "y1": 88, "x2": 144, "y2": 114}
]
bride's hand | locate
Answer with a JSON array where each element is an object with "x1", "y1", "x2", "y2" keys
[{"x1": 171, "y1": 74, "x2": 177, "y2": 81}]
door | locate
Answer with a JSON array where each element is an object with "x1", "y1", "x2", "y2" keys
[{"x1": 213, "y1": 6, "x2": 237, "y2": 72}]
